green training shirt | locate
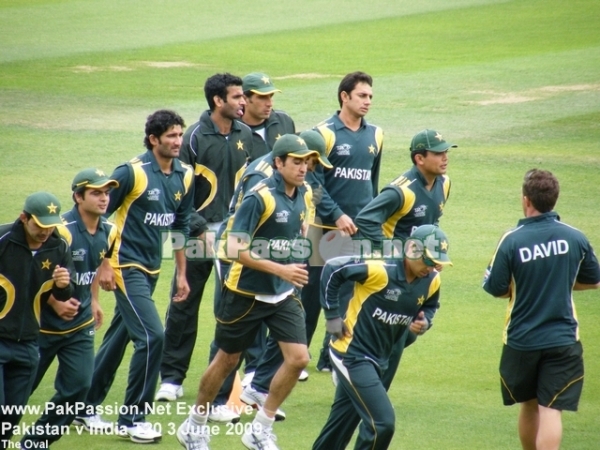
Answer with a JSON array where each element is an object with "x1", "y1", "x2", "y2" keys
[
  {"x1": 322, "y1": 257, "x2": 440, "y2": 372},
  {"x1": 483, "y1": 212, "x2": 600, "y2": 351},
  {"x1": 0, "y1": 220, "x2": 75, "y2": 341},
  {"x1": 107, "y1": 151, "x2": 194, "y2": 273},
  {"x1": 180, "y1": 110, "x2": 253, "y2": 223},
  {"x1": 355, "y1": 165, "x2": 451, "y2": 248},
  {"x1": 316, "y1": 112, "x2": 383, "y2": 225},
  {"x1": 225, "y1": 171, "x2": 312, "y2": 297},
  {"x1": 39, "y1": 206, "x2": 117, "y2": 335}
]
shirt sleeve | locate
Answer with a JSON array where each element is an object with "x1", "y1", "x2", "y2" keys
[
  {"x1": 420, "y1": 273, "x2": 441, "y2": 327},
  {"x1": 576, "y1": 240, "x2": 600, "y2": 284},
  {"x1": 355, "y1": 188, "x2": 403, "y2": 248},
  {"x1": 482, "y1": 238, "x2": 512, "y2": 297},
  {"x1": 106, "y1": 163, "x2": 133, "y2": 217},
  {"x1": 320, "y1": 257, "x2": 369, "y2": 319}
]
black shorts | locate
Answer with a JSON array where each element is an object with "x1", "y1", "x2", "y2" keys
[
  {"x1": 499, "y1": 342, "x2": 584, "y2": 411},
  {"x1": 214, "y1": 287, "x2": 307, "y2": 354}
]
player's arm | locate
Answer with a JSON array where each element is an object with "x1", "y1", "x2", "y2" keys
[
  {"x1": 482, "y1": 239, "x2": 512, "y2": 298},
  {"x1": 171, "y1": 171, "x2": 195, "y2": 302},
  {"x1": 320, "y1": 257, "x2": 370, "y2": 338},
  {"x1": 573, "y1": 241, "x2": 600, "y2": 290},
  {"x1": 371, "y1": 139, "x2": 383, "y2": 195},
  {"x1": 90, "y1": 273, "x2": 103, "y2": 329},
  {"x1": 411, "y1": 274, "x2": 441, "y2": 334},
  {"x1": 105, "y1": 164, "x2": 134, "y2": 217},
  {"x1": 320, "y1": 257, "x2": 369, "y2": 317},
  {"x1": 354, "y1": 188, "x2": 403, "y2": 249}
]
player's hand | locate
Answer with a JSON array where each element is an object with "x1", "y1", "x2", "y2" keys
[
  {"x1": 172, "y1": 274, "x2": 190, "y2": 302},
  {"x1": 410, "y1": 311, "x2": 429, "y2": 336},
  {"x1": 52, "y1": 265, "x2": 71, "y2": 289},
  {"x1": 91, "y1": 299, "x2": 104, "y2": 330},
  {"x1": 97, "y1": 260, "x2": 116, "y2": 291},
  {"x1": 335, "y1": 214, "x2": 357, "y2": 236},
  {"x1": 49, "y1": 296, "x2": 80, "y2": 321},
  {"x1": 278, "y1": 263, "x2": 309, "y2": 287},
  {"x1": 326, "y1": 317, "x2": 351, "y2": 339}
]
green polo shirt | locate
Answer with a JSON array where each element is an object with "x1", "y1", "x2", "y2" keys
[
  {"x1": 322, "y1": 257, "x2": 440, "y2": 372},
  {"x1": 225, "y1": 171, "x2": 312, "y2": 297},
  {"x1": 315, "y1": 112, "x2": 383, "y2": 225},
  {"x1": 355, "y1": 165, "x2": 451, "y2": 248},
  {"x1": 39, "y1": 206, "x2": 117, "y2": 335},
  {"x1": 107, "y1": 151, "x2": 194, "y2": 273},
  {"x1": 483, "y1": 212, "x2": 600, "y2": 351}
]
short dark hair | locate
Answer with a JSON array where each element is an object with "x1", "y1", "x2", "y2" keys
[
  {"x1": 522, "y1": 169, "x2": 559, "y2": 213},
  {"x1": 143, "y1": 110, "x2": 185, "y2": 151},
  {"x1": 337, "y1": 71, "x2": 373, "y2": 107},
  {"x1": 410, "y1": 149, "x2": 428, "y2": 165},
  {"x1": 272, "y1": 154, "x2": 289, "y2": 170},
  {"x1": 204, "y1": 73, "x2": 243, "y2": 111}
]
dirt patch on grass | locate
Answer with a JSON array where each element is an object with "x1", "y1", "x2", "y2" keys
[
  {"x1": 275, "y1": 73, "x2": 335, "y2": 80},
  {"x1": 470, "y1": 83, "x2": 600, "y2": 105},
  {"x1": 72, "y1": 61, "x2": 199, "y2": 73},
  {"x1": 142, "y1": 61, "x2": 198, "y2": 68}
]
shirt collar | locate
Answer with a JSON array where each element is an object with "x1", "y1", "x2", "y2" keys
[
  {"x1": 517, "y1": 211, "x2": 559, "y2": 226},
  {"x1": 331, "y1": 111, "x2": 367, "y2": 131}
]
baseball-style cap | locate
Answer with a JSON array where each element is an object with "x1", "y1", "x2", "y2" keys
[
  {"x1": 242, "y1": 72, "x2": 282, "y2": 95},
  {"x1": 410, "y1": 129, "x2": 457, "y2": 153},
  {"x1": 272, "y1": 134, "x2": 319, "y2": 160},
  {"x1": 298, "y1": 130, "x2": 333, "y2": 169},
  {"x1": 23, "y1": 192, "x2": 63, "y2": 228},
  {"x1": 409, "y1": 224, "x2": 452, "y2": 266},
  {"x1": 71, "y1": 168, "x2": 119, "y2": 192}
]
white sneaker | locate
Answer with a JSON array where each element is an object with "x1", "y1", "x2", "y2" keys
[
  {"x1": 121, "y1": 422, "x2": 162, "y2": 444},
  {"x1": 239, "y1": 385, "x2": 286, "y2": 421},
  {"x1": 298, "y1": 370, "x2": 309, "y2": 381},
  {"x1": 72, "y1": 414, "x2": 113, "y2": 432},
  {"x1": 241, "y1": 371, "x2": 255, "y2": 388},
  {"x1": 155, "y1": 382, "x2": 183, "y2": 401},
  {"x1": 242, "y1": 423, "x2": 279, "y2": 450},
  {"x1": 208, "y1": 404, "x2": 241, "y2": 423},
  {"x1": 177, "y1": 419, "x2": 210, "y2": 450}
]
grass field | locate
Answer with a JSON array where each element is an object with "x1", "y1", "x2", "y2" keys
[{"x1": 1, "y1": 0, "x2": 600, "y2": 448}]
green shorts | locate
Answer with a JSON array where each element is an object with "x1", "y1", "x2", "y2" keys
[
  {"x1": 499, "y1": 342, "x2": 583, "y2": 411},
  {"x1": 214, "y1": 287, "x2": 306, "y2": 354}
]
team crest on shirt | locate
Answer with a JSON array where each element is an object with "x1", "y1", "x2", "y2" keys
[
  {"x1": 275, "y1": 210, "x2": 290, "y2": 223},
  {"x1": 71, "y1": 248, "x2": 87, "y2": 262},
  {"x1": 384, "y1": 288, "x2": 401, "y2": 302},
  {"x1": 414, "y1": 205, "x2": 428, "y2": 217},
  {"x1": 335, "y1": 143, "x2": 352, "y2": 156},
  {"x1": 147, "y1": 188, "x2": 161, "y2": 201}
]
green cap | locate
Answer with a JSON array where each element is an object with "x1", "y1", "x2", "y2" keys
[
  {"x1": 242, "y1": 72, "x2": 281, "y2": 95},
  {"x1": 299, "y1": 130, "x2": 333, "y2": 169},
  {"x1": 409, "y1": 224, "x2": 452, "y2": 266},
  {"x1": 410, "y1": 129, "x2": 457, "y2": 153},
  {"x1": 23, "y1": 192, "x2": 63, "y2": 228},
  {"x1": 272, "y1": 134, "x2": 319, "y2": 160},
  {"x1": 71, "y1": 168, "x2": 119, "y2": 192}
]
